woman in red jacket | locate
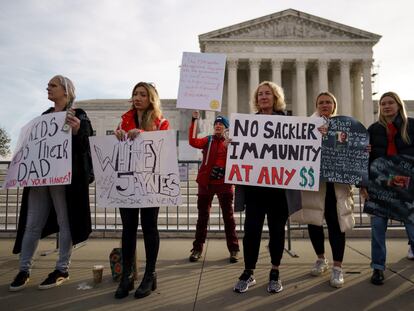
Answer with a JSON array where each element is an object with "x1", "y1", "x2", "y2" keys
[
  {"x1": 188, "y1": 111, "x2": 239, "y2": 263},
  {"x1": 114, "y1": 82, "x2": 169, "y2": 299}
]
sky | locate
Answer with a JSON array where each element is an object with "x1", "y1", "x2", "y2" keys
[{"x1": 1, "y1": 0, "x2": 413, "y2": 154}]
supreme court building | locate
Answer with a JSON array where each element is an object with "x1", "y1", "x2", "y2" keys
[
  {"x1": 199, "y1": 9, "x2": 380, "y2": 126},
  {"x1": 77, "y1": 9, "x2": 400, "y2": 159}
]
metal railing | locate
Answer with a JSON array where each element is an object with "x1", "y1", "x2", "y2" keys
[{"x1": 0, "y1": 160, "x2": 406, "y2": 237}]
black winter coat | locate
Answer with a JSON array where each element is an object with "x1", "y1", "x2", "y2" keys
[
  {"x1": 368, "y1": 115, "x2": 414, "y2": 161},
  {"x1": 13, "y1": 108, "x2": 94, "y2": 254}
]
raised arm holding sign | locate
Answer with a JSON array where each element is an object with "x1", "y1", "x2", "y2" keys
[{"x1": 187, "y1": 110, "x2": 239, "y2": 264}]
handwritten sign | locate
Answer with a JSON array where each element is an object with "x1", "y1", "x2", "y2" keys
[
  {"x1": 176, "y1": 52, "x2": 226, "y2": 111},
  {"x1": 320, "y1": 116, "x2": 369, "y2": 186},
  {"x1": 89, "y1": 130, "x2": 182, "y2": 208},
  {"x1": 3, "y1": 112, "x2": 72, "y2": 189},
  {"x1": 364, "y1": 155, "x2": 414, "y2": 224},
  {"x1": 225, "y1": 113, "x2": 324, "y2": 191}
]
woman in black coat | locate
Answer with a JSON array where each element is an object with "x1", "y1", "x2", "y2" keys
[
  {"x1": 362, "y1": 91, "x2": 414, "y2": 285},
  {"x1": 233, "y1": 81, "x2": 290, "y2": 295},
  {"x1": 10, "y1": 75, "x2": 93, "y2": 292}
]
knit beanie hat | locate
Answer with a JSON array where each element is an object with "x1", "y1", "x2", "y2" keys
[{"x1": 214, "y1": 115, "x2": 229, "y2": 128}]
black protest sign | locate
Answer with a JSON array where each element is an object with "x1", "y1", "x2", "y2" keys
[
  {"x1": 364, "y1": 155, "x2": 414, "y2": 224},
  {"x1": 320, "y1": 116, "x2": 369, "y2": 186}
]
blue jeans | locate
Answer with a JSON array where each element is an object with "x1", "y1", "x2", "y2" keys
[
  {"x1": 20, "y1": 186, "x2": 72, "y2": 273},
  {"x1": 371, "y1": 216, "x2": 414, "y2": 270}
]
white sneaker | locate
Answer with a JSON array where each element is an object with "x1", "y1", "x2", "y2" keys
[
  {"x1": 310, "y1": 258, "x2": 329, "y2": 276},
  {"x1": 330, "y1": 266, "x2": 344, "y2": 288},
  {"x1": 408, "y1": 247, "x2": 414, "y2": 260},
  {"x1": 233, "y1": 272, "x2": 256, "y2": 293}
]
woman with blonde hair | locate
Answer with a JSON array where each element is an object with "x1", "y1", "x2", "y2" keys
[
  {"x1": 114, "y1": 82, "x2": 169, "y2": 299},
  {"x1": 233, "y1": 81, "x2": 290, "y2": 294},
  {"x1": 291, "y1": 91, "x2": 354, "y2": 288},
  {"x1": 362, "y1": 91, "x2": 414, "y2": 285}
]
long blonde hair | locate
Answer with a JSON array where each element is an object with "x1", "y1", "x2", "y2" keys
[
  {"x1": 252, "y1": 81, "x2": 286, "y2": 113},
  {"x1": 378, "y1": 91, "x2": 410, "y2": 144},
  {"x1": 130, "y1": 82, "x2": 162, "y2": 131}
]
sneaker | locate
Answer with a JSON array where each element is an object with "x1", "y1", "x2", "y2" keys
[
  {"x1": 267, "y1": 270, "x2": 283, "y2": 293},
  {"x1": 330, "y1": 266, "x2": 344, "y2": 288},
  {"x1": 310, "y1": 258, "x2": 329, "y2": 276},
  {"x1": 233, "y1": 271, "x2": 256, "y2": 293},
  {"x1": 408, "y1": 247, "x2": 414, "y2": 260},
  {"x1": 229, "y1": 251, "x2": 239, "y2": 263},
  {"x1": 189, "y1": 250, "x2": 202, "y2": 262},
  {"x1": 370, "y1": 269, "x2": 384, "y2": 285},
  {"x1": 38, "y1": 270, "x2": 69, "y2": 290},
  {"x1": 9, "y1": 271, "x2": 30, "y2": 292}
]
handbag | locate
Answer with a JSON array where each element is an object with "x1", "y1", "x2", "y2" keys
[{"x1": 109, "y1": 247, "x2": 138, "y2": 281}]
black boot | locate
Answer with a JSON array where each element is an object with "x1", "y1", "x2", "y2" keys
[
  {"x1": 114, "y1": 273, "x2": 134, "y2": 299},
  {"x1": 134, "y1": 272, "x2": 157, "y2": 299},
  {"x1": 371, "y1": 269, "x2": 384, "y2": 285}
]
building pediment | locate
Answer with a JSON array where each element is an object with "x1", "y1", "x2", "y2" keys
[{"x1": 199, "y1": 9, "x2": 381, "y2": 47}]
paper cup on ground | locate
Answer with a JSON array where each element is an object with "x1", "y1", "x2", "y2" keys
[{"x1": 93, "y1": 265, "x2": 104, "y2": 284}]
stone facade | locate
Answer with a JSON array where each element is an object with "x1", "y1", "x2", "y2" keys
[
  {"x1": 199, "y1": 9, "x2": 381, "y2": 126},
  {"x1": 76, "y1": 9, "x2": 414, "y2": 160}
]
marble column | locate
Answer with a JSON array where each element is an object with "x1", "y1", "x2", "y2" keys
[
  {"x1": 362, "y1": 60, "x2": 374, "y2": 126},
  {"x1": 340, "y1": 60, "x2": 352, "y2": 116},
  {"x1": 271, "y1": 59, "x2": 282, "y2": 86},
  {"x1": 249, "y1": 59, "x2": 261, "y2": 113},
  {"x1": 352, "y1": 63, "x2": 363, "y2": 123},
  {"x1": 295, "y1": 59, "x2": 307, "y2": 116},
  {"x1": 318, "y1": 59, "x2": 329, "y2": 93},
  {"x1": 227, "y1": 58, "x2": 238, "y2": 116}
]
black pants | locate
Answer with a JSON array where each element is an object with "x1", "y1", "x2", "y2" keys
[
  {"x1": 308, "y1": 183, "x2": 345, "y2": 262},
  {"x1": 243, "y1": 186, "x2": 288, "y2": 269},
  {"x1": 119, "y1": 207, "x2": 160, "y2": 274}
]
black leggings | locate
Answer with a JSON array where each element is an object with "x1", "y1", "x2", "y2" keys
[
  {"x1": 119, "y1": 207, "x2": 160, "y2": 273},
  {"x1": 307, "y1": 183, "x2": 345, "y2": 262},
  {"x1": 243, "y1": 186, "x2": 288, "y2": 269}
]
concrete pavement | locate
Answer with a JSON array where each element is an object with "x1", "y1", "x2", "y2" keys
[{"x1": 0, "y1": 238, "x2": 413, "y2": 311}]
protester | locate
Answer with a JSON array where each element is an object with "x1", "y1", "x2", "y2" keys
[
  {"x1": 113, "y1": 82, "x2": 169, "y2": 299},
  {"x1": 290, "y1": 92, "x2": 354, "y2": 288},
  {"x1": 361, "y1": 91, "x2": 414, "y2": 285},
  {"x1": 9, "y1": 75, "x2": 93, "y2": 291},
  {"x1": 188, "y1": 111, "x2": 239, "y2": 263},
  {"x1": 233, "y1": 81, "x2": 292, "y2": 294}
]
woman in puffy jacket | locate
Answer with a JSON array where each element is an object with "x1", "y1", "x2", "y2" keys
[
  {"x1": 291, "y1": 91, "x2": 354, "y2": 288},
  {"x1": 113, "y1": 82, "x2": 169, "y2": 299}
]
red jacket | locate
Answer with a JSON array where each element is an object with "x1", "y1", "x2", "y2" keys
[
  {"x1": 189, "y1": 120, "x2": 228, "y2": 186},
  {"x1": 118, "y1": 109, "x2": 169, "y2": 132}
]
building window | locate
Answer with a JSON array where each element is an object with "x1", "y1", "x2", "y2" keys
[{"x1": 106, "y1": 130, "x2": 115, "y2": 135}]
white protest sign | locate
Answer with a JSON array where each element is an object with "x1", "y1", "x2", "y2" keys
[
  {"x1": 89, "y1": 130, "x2": 182, "y2": 208},
  {"x1": 3, "y1": 112, "x2": 72, "y2": 189},
  {"x1": 225, "y1": 113, "x2": 324, "y2": 191},
  {"x1": 176, "y1": 52, "x2": 226, "y2": 111}
]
